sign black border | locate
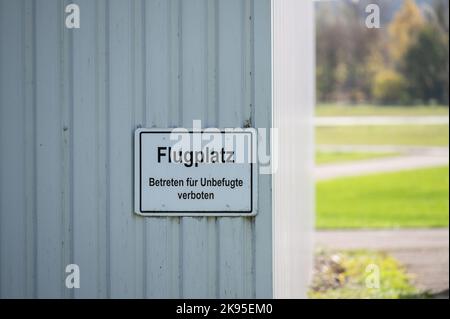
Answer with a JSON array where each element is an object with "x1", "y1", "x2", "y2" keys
[{"x1": 138, "y1": 130, "x2": 254, "y2": 215}]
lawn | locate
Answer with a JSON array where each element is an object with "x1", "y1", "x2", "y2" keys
[
  {"x1": 316, "y1": 104, "x2": 449, "y2": 117},
  {"x1": 316, "y1": 166, "x2": 449, "y2": 229},
  {"x1": 316, "y1": 151, "x2": 399, "y2": 165},
  {"x1": 316, "y1": 125, "x2": 449, "y2": 146},
  {"x1": 309, "y1": 250, "x2": 420, "y2": 299}
]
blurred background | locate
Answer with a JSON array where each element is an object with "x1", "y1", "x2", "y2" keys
[{"x1": 311, "y1": 0, "x2": 449, "y2": 298}]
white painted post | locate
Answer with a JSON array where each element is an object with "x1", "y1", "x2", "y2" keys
[{"x1": 272, "y1": 0, "x2": 315, "y2": 298}]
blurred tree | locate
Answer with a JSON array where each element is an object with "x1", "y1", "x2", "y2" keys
[
  {"x1": 315, "y1": 1, "x2": 385, "y2": 103},
  {"x1": 372, "y1": 69, "x2": 408, "y2": 104},
  {"x1": 315, "y1": 0, "x2": 448, "y2": 106},
  {"x1": 402, "y1": 25, "x2": 449, "y2": 104},
  {"x1": 316, "y1": 6, "x2": 341, "y2": 102},
  {"x1": 388, "y1": 0, "x2": 425, "y2": 62}
]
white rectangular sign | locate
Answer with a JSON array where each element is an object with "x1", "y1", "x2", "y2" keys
[{"x1": 134, "y1": 128, "x2": 257, "y2": 216}]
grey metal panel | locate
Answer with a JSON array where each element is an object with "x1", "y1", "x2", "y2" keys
[
  {"x1": 34, "y1": 0, "x2": 69, "y2": 298},
  {"x1": 217, "y1": 0, "x2": 253, "y2": 298},
  {"x1": 72, "y1": 0, "x2": 108, "y2": 298},
  {"x1": 253, "y1": 0, "x2": 272, "y2": 298},
  {"x1": 180, "y1": 0, "x2": 208, "y2": 298},
  {"x1": 0, "y1": 0, "x2": 27, "y2": 298},
  {"x1": 0, "y1": 0, "x2": 274, "y2": 298}
]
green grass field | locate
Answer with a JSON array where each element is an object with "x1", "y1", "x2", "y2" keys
[
  {"x1": 316, "y1": 166, "x2": 449, "y2": 229},
  {"x1": 316, "y1": 151, "x2": 399, "y2": 164},
  {"x1": 316, "y1": 125, "x2": 449, "y2": 146},
  {"x1": 316, "y1": 104, "x2": 449, "y2": 117}
]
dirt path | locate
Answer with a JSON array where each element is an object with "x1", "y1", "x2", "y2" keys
[
  {"x1": 316, "y1": 155, "x2": 448, "y2": 181},
  {"x1": 317, "y1": 145, "x2": 449, "y2": 156},
  {"x1": 315, "y1": 116, "x2": 449, "y2": 126},
  {"x1": 315, "y1": 229, "x2": 449, "y2": 295},
  {"x1": 315, "y1": 146, "x2": 449, "y2": 181}
]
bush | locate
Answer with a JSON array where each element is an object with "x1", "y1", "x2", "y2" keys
[
  {"x1": 372, "y1": 69, "x2": 409, "y2": 104},
  {"x1": 402, "y1": 26, "x2": 449, "y2": 105}
]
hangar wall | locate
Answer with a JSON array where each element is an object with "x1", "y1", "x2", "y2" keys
[{"x1": 0, "y1": 0, "x2": 313, "y2": 298}]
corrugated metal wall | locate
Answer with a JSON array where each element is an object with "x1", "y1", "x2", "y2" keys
[{"x1": 0, "y1": 0, "x2": 273, "y2": 298}]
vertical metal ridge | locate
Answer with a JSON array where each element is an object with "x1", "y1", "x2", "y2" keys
[
  {"x1": 253, "y1": 0, "x2": 272, "y2": 298},
  {"x1": 243, "y1": 0, "x2": 255, "y2": 298},
  {"x1": 213, "y1": 0, "x2": 221, "y2": 298},
  {"x1": 214, "y1": 60, "x2": 220, "y2": 297},
  {"x1": 167, "y1": 0, "x2": 174, "y2": 127},
  {"x1": 172, "y1": 0, "x2": 182, "y2": 297},
  {"x1": 22, "y1": 0, "x2": 38, "y2": 298},
  {"x1": 141, "y1": 0, "x2": 147, "y2": 126},
  {"x1": 94, "y1": 0, "x2": 102, "y2": 298},
  {"x1": 140, "y1": 0, "x2": 148, "y2": 299},
  {"x1": 215, "y1": 216, "x2": 220, "y2": 297},
  {"x1": 58, "y1": 0, "x2": 64, "y2": 298},
  {"x1": 206, "y1": 0, "x2": 217, "y2": 127},
  {"x1": 95, "y1": 0, "x2": 109, "y2": 298},
  {"x1": 69, "y1": 0, "x2": 76, "y2": 299},
  {"x1": 104, "y1": 0, "x2": 111, "y2": 298},
  {"x1": 249, "y1": 0, "x2": 256, "y2": 128},
  {"x1": 142, "y1": 0, "x2": 150, "y2": 298},
  {"x1": 177, "y1": 0, "x2": 184, "y2": 126},
  {"x1": 131, "y1": 0, "x2": 146, "y2": 298},
  {"x1": 243, "y1": 0, "x2": 251, "y2": 125},
  {"x1": 178, "y1": 219, "x2": 184, "y2": 300},
  {"x1": 214, "y1": 0, "x2": 220, "y2": 127},
  {"x1": 206, "y1": 0, "x2": 218, "y2": 297},
  {"x1": 249, "y1": 0, "x2": 257, "y2": 298},
  {"x1": 57, "y1": 0, "x2": 73, "y2": 298},
  {"x1": 20, "y1": 0, "x2": 27, "y2": 297},
  {"x1": 130, "y1": 0, "x2": 138, "y2": 297},
  {"x1": 31, "y1": 0, "x2": 38, "y2": 298},
  {"x1": 212, "y1": 0, "x2": 220, "y2": 298},
  {"x1": 177, "y1": 0, "x2": 184, "y2": 299}
]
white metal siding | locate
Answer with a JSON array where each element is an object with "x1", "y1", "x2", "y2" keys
[
  {"x1": 1, "y1": 0, "x2": 314, "y2": 299},
  {"x1": 0, "y1": 0, "x2": 274, "y2": 298}
]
